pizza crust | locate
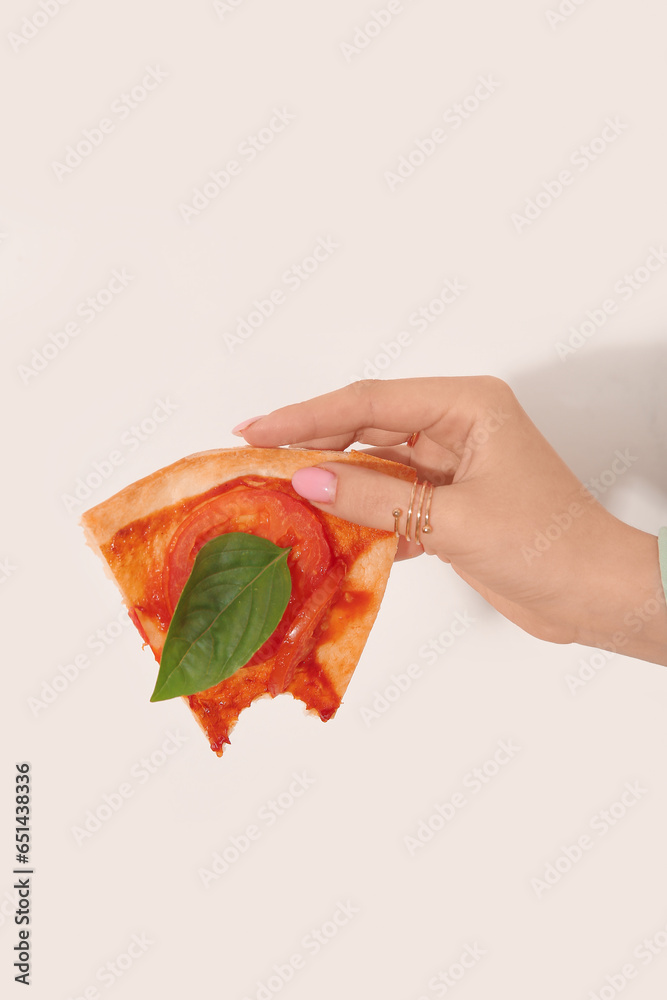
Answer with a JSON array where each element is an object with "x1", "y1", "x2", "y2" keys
[
  {"x1": 81, "y1": 447, "x2": 412, "y2": 545},
  {"x1": 81, "y1": 447, "x2": 415, "y2": 749}
]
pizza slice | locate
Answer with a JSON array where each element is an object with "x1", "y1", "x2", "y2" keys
[{"x1": 81, "y1": 447, "x2": 414, "y2": 755}]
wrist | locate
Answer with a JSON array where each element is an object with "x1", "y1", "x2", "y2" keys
[{"x1": 574, "y1": 521, "x2": 667, "y2": 667}]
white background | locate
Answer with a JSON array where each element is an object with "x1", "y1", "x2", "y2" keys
[{"x1": 3, "y1": 1, "x2": 667, "y2": 998}]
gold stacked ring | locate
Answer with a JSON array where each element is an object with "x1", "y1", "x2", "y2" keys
[{"x1": 392, "y1": 479, "x2": 434, "y2": 545}]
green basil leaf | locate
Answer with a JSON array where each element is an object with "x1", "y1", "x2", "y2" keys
[{"x1": 150, "y1": 533, "x2": 291, "y2": 702}]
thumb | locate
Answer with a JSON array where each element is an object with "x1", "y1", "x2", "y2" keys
[{"x1": 291, "y1": 462, "x2": 451, "y2": 560}]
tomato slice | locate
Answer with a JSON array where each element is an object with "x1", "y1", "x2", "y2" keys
[
  {"x1": 164, "y1": 482, "x2": 333, "y2": 668},
  {"x1": 268, "y1": 560, "x2": 346, "y2": 695}
]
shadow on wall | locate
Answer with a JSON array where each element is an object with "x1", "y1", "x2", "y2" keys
[{"x1": 510, "y1": 338, "x2": 667, "y2": 499}]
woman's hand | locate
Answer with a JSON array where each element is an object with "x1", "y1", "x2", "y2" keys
[{"x1": 233, "y1": 377, "x2": 667, "y2": 665}]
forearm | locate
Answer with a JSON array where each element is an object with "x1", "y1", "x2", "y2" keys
[{"x1": 574, "y1": 523, "x2": 667, "y2": 667}]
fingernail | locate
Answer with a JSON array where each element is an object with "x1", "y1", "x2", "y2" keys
[
  {"x1": 292, "y1": 467, "x2": 337, "y2": 503},
  {"x1": 231, "y1": 415, "x2": 266, "y2": 437}
]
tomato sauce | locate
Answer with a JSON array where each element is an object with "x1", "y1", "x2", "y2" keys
[{"x1": 104, "y1": 475, "x2": 388, "y2": 754}]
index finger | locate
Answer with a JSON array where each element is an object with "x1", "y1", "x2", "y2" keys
[{"x1": 235, "y1": 377, "x2": 497, "y2": 448}]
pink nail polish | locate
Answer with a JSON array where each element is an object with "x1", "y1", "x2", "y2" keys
[
  {"x1": 292, "y1": 467, "x2": 337, "y2": 503},
  {"x1": 231, "y1": 415, "x2": 266, "y2": 437}
]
